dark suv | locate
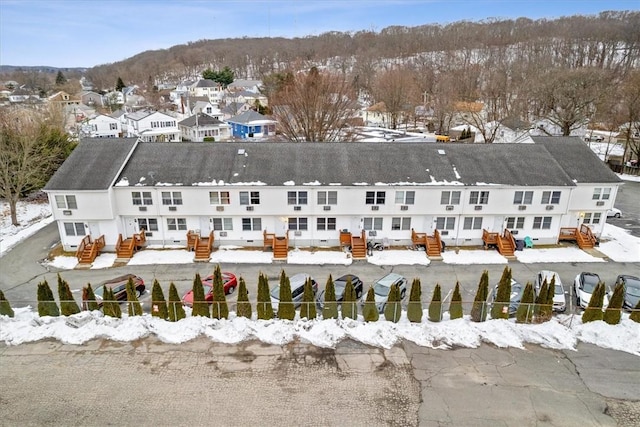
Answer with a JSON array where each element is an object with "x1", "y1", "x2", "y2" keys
[{"x1": 91, "y1": 274, "x2": 145, "y2": 307}]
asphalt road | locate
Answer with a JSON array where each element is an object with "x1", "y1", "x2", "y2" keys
[{"x1": 609, "y1": 180, "x2": 640, "y2": 238}]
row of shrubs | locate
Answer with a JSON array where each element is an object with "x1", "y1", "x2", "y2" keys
[{"x1": 1, "y1": 266, "x2": 639, "y2": 325}]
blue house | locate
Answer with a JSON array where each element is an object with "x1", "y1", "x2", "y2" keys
[{"x1": 227, "y1": 110, "x2": 277, "y2": 139}]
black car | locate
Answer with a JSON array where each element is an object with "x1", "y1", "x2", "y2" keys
[
  {"x1": 615, "y1": 275, "x2": 640, "y2": 311},
  {"x1": 315, "y1": 274, "x2": 364, "y2": 310},
  {"x1": 91, "y1": 274, "x2": 145, "y2": 307}
]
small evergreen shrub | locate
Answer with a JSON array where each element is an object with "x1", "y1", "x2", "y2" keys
[
  {"x1": 191, "y1": 273, "x2": 210, "y2": 318},
  {"x1": 167, "y1": 282, "x2": 185, "y2": 321},
  {"x1": 322, "y1": 274, "x2": 338, "y2": 320},
  {"x1": 516, "y1": 282, "x2": 535, "y2": 324},
  {"x1": 544, "y1": 275, "x2": 556, "y2": 320},
  {"x1": 151, "y1": 279, "x2": 168, "y2": 320},
  {"x1": 449, "y1": 282, "x2": 463, "y2": 320},
  {"x1": 535, "y1": 278, "x2": 549, "y2": 319},
  {"x1": 277, "y1": 272, "x2": 295, "y2": 320},
  {"x1": 37, "y1": 280, "x2": 59, "y2": 317},
  {"x1": 491, "y1": 266, "x2": 512, "y2": 319},
  {"x1": 603, "y1": 283, "x2": 624, "y2": 325},
  {"x1": 83, "y1": 284, "x2": 99, "y2": 311},
  {"x1": 211, "y1": 265, "x2": 229, "y2": 320},
  {"x1": 236, "y1": 277, "x2": 252, "y2": 319},
  {"x1": 341, "y1": 277, "x2": 357, "y2": 320},
  {"x1": 0, "y1": 289, "x2": 15, "y2": 317},
  {"x1": 257, "y1": 273, "x2": 274, "y2": 320},
  {"x1": 126, "y1": 277, "x2": 143, "y2": 316},
  {"x1": 300, "y1": 277, "x2": 317, "y2": 320},
  {"x1": 630, "y1": 299, "x2": 640, "y2": 323},
  {"x1": 384, "y1": 284, "x2": 401, "y2": 323},
  {"x1": 582, "y1": 282, "x2": 605, "y2": 323},
  {"x1": 103, "y1": 288, "x2": 122, "y2": 318},
  {"x1": 57, "y1": 275, "x2": 80, "y2": 316},
  {"x1": 428, "y1": 284, "x2": 442, "y2": 322},
  {"x1": 470, "y1": 271, "x2": 489, "y2": 322},
  {"x1": 407, "y1": 278, "x2": 422, "y2": 323},
  {"x1": 363, "y1": 287, "x2": 379, "y2": 322}
]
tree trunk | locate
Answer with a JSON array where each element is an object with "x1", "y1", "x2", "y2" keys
[{"x1": 10, "y1": 194, "x2": 19, "y2": 226}]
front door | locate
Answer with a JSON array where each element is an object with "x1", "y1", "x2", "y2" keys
[
  {"x1": 200, "y1": 217, "x2": 211, "y2": 233},
  {"x1": 124, "y1": 217, "x2": 137, "y2": 236},
  {"x1": 493, "y1": 216, "x2": 504, "y2": 233},
  {"x1": 88, "y1": 222, "x2": 100, "y2": 237}
]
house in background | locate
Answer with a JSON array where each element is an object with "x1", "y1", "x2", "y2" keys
[
  {"x1": 48, "y1": 91, "x2": 81, "y2": 107},
  {"x1": 221, "y1": 101, "x2": 252, "y2": 120},
  {"x1": 85, "y1": 114, "x2": 121, "y2": 138},
  {"x1": 224, "y1": 90, "x2": 268, "y2": 108},
  {"x1": 81, "y1": 91, "x2": 104, "y2": 108},
  {"x1": 227, "y1": 110, "x2": 277, "y2": 139},
  {"x1": 178, "y1": 113, "x2": 231, "y2": 142},
  {"x1": 125, "y1": 110, "x2": 180, "y2": 142},
  {"x1": 191, "y1": 100, "x2": 224, "y2": 120},
  {"x1": 190, "y1": 79, "x2": 224, "y2": 103},
  {"x1": 227, "y1": 79, "x2": 263, "y2": 93}
]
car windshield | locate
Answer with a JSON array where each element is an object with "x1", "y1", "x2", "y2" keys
[
  {"x1": 373, "y1": 283, "x2": 390, "y2": 296},
  {"x1": 582, "y1": 275, "x2": 599, "y2": 293},
  {"x1": 626, "y1": 281, "x2": 640, "y2": 297},
  {"x1": 334, "y1": 282, "x2": 347, "y2": 295},
  {"x1": 270, "y1": 286, "x2": 280, "y2": 299},
  {"x1": 93, "y1": 286, "x2": 105, "y2": 299},
  {"x1": 554, "y1": 284, "x2": 564, "y2": 295}
]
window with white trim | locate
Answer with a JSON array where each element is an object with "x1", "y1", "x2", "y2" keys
[
  {"x1": 287, "y1": 191, "x2": 308, "y2": 205},
  {"x1": 239, "y1": 191, "x2": 260, "y2": 205},
  {"x1": 288, "y1": 217, "x2": 308, "y2": 231},
  {"x1": 63, "y1": 222, "x2": 85, "y2": 236},
  {"x1": 513, "y1": 191, "x2": 533, "y2": 205},
  {"x1": 162, "y1": 191, "x2": 183, "y2": 205},
  {"x1": 132, "y1": 191, "x2": 153, "y2": 206},
  {"x1": 440, "y1": 191, "x2": 461, "y2": 205},
  {"x1": 391, "y1": 217, "x2": 411, "y2": 230},
  {"x1": 137, "y1": 218, "x2": 158, "y2": 231},
  {"x1": 167, "y1": 218, "x2": 187, "y2": 231},
  {"x1": 109, "y1": 123, "x2": 118, "y2": 130},
  {"x1": 212, "y1": 218, "x2": 233, "y2": 230},
  {"x1": 242, "y1": 218, "x2": 261, "y2": 231},
  {"x1": 533, "y1": 216, "x2": 552, "y2": 229},
  {"x1": 317, "y1": 218, "x2": 336, "y2": 231},
  {"x1": 394, "y1": 191, "x2": 415, "y2": 204},
  {"x1": 209, "y1": 191, "x2": 230, "y2": 205},
  {"x1": 583, "y1": 213, "x2": 602, "y2": 225},
  {"x1": 505, "y1": 217, "x2": 525, "y2": 229},
  {"x1": 363, "y1": 217, "x2": 383, "y2": 230},
  {"x1": 317, "y1": 191, "x2": 337, "y2": 205},
  {"x1": 469, "y1": 191, "x2": 489, "y2": 205},
  {"x1": 365, "y1": 191, "x2": 385, "y2": 205},
  {"x1": 541, "y1": 191, "x2": 561, "y2": 204},
  {"x1": 592, "y1": 188, "x2": 611, "y2": 200},
  {"x1": 463, "y1": 217, "x2": 483, "y2": 230},
  {"x1": 55, "y1": 195, "x2": 77, "y2": 209},
  {"x1": 435, "y1": 217, "x2": 456, "y2": 230}
]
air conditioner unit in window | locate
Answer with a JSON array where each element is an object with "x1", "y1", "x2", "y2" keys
[
  {"x1": 294, "y1": 231, "x2": 302, "y2": 236},
  {"x1": 219, "y1": 231, "x2": 227, "y2": 237},
  {"x1": 441, "y1": 231, "x2": 449, "y2": 236},
  {"x1": 400, "y1": 205, "x2": 408, "y2": 211},
  {"x1": 63, "y1": 210, "x2": 72, "y2": 216},
  {"x1": 145, "y1": 232, "x2": 153, "y2": 237},
  {"x1": 139, "y1": 206, "x2": 147, "y2": 211},
  {"x1": 511, "y1": 230, "x2": 518, "y2": 235},
  {"x1": 518, "y1": 205, "x2": 526, "y2": 211},
  {"x1": 371, "y1": 205, "x2": 379, "y2": 211},
  {"x1": 546, "y1": 205, "x2": 554, "y2": 210},
  {"x1": 168, "y1": 206, "x2": 177, "y2": 211},
  {"x1": 474, "y1": 205, "x2": 482, "y2": 211},
  {"x1": 445, "y1": 205, "x2": 454, "y2": 211},
  {"x1": 368, "y1": 230, "x2": 377, "y2": 237},
  {"x1": 596, "y1": 201, "x2": 605, "y2": 206},
  {"x1": 216, "y1": 206, "x2": 224, "y2": 211},
  {"x1": 323, "y1": 206, "x2": 331, "y2": 211},
  {"x1": 294, "y1": 206, "x2": 301, "y2": 211},
  {"x1": 246, "y1": 206, "x2": 254, "y2": 211}
]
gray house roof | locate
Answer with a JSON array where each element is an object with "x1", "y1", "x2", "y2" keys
[
  {"x1": 178, "y1": 113, "x2": 224, "y2": 128},
  {"x1": 44, "y1": 138, "x2": 138, "y2": 191},
  {"x1": 194, "y1": 79, "x2": 220, "y2": 88},
  {"x1": 227, "y1": 110, "x2": 273, "y2": 124}
]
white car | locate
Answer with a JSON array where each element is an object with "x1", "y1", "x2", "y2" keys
[
  {"x1": 607, "y1": 208, "x2": 622, "y2": 218},
  {"x1": 573, "y1": 272, "x2": 609, "y2": 309},
  {"x1": 534, "y1": 270, "x2": 566, "y2": 312}
]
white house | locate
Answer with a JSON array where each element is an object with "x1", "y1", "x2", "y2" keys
[
  {"x1": 191, "y1": 100, "x2": 224, "y2": 120},
  {"x1": 227, "y1": 79, "x2": 263, "y2": 93},
  {"x1": 44, "y1": 137, "x2": 621, "y2": 254},
  {"x1": 124, "y1": 110, "x2": 180, "y2": 142},
  {"x1": 190, "y1": 79, "x2": 224, "y2": 102},
  {"x1": 178, "y1": 113, "x2": 231, "y2": 142},
  {"x1": 85, "y1": 114, "x2": 121, "y2": 138}
]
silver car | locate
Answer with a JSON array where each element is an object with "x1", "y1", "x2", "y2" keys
[
  {"x1": 270, "y1": 273, "x2": 318, "y2": 310},
  {"x1": 363, "y1": 273, "x2": 408, "y2": 313}
]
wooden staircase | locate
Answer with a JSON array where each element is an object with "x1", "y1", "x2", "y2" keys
[
  {"x1": 483, "y1": 229, "x2": 515, "y2": 257},
  {"x1": 412, "y1": 228, "x2": 441, "y2": 257},
  {"x1": 191, "y1": 230, "x2": 214, "y2": 261},
  {"x1": 558, "y1": 225, "x2": 597, "y2": 249},
  {"x1": 264, "y1": 230, "x2": 289, "y2": 260},
  {"x1": 76, "y1": 235, "x2": 105, "y2": 265},
  {"x1": 350, "y1": 230, "x2": 367, "y2": 259},
  {"x1": 116, "y1": 229, "x2": 146, "y2": 260}
]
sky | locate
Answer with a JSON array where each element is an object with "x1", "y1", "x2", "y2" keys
[{"x1": 0, "y1": 0, "x2": 637, "y2": 68}]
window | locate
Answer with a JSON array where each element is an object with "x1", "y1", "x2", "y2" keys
[
  {"x1": 212, "y1": 218, "x2": 233, "y2": 230},
  {"x1": 162, "y1": 191, "x2": 182, "y2": 205},
  {"x1": 435, "y1": 217, "x2": 456, "y2": 230},
  {"x1": 583, "y1": 213, "x2": 602, "y2": 225},
  {"x1": 109, "y1": 123, "x2": 118, "y2": 130},
  {"x1": 365, "y1": 191, "x2": 386, "y2": 205},
  {"x1": 242, "y1": 218, "x2": 262, "y2": 231},
  {"x1": 55, "y1": 195, "x2": 77, "y2": 209},
  {"x1": 363, "y1": 217, "x2": 383, "y2": 230},
  {"x1": 239, "y1": 191, "x2": 260, "y2": 205},
  {"x1": 209, "y1": 191, "x2": 230, "y2": 205},
  {"x1": 63, "y1": 222, "x2": 85, "y2": 236},
  {"x1": 513, "y1": 191, "x2": 533, "y2": 205},
  {"x1": 132, "y1": 191, "x2": 153, "y2": 206},
  {"x1": 533, "y1": 216, "x2": 552, "y2": 230},
  {"x1": 505, "y1": 217, "x2": 525, "y2": 229},
  {"x1": 541, "y1": 191, "x2": 561, "y2": 204},
  {"x1": 316, "y1": 218, "x2": 336, "y2": 231},
  {"x1": 440, "y1": 191, "x2": 461, "y2": 205},
  {"x1": 288, "y1": 218, "x2": 308, "y2": 231},
  {"x1": 394, "y1": 191, "x2": 415, "y2": 205},
  {"x1": 137, "y1": 218, "x2": 158, "y2": 231},
  {"x1": 463, "y1": 217, "x2": 483, "y2": 230},
  {"x1": 592, "y1": 188, "x2": 611, "y2": 200},
  {"x1": 287, "y1": 191, "x2": 308, "y2": 205},
  {"x1": 167, "y1": 218, "x2": 187, "y2": 231},
  {"x1": 317, "y1": 191, "x2": 337, "y2": 205},
  {"x1": 469, "y1": 191, "x2": 489, "y2": 205},
  {"x1": 391, "y1": 217, "x2": 411, "y2": 230}
]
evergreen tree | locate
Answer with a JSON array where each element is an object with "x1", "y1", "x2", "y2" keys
[
  {"x1": 211, "y1": 265, "x2": 229, "y2": 320},
  {"x1": 151, "y1": 279, "x2": 168, "y2": 320},
  {"x1": 630, "y1": 299, "x2": 640, "y2": 323},
  {"x1": 191, "y1": 273, "x2": 210, "y2": 318},
  {"x1": 341, "y1": 277, "x2": 357, "y2": 320},
  {"x1": 470, "y1": 271, "x2": 489, "y2": 322},
  {"x1": 582, "y1": 282, "x2": 606, "y2": 323},
  {"x1": 83, "y1": 284, "x2": 99, "y2": 311},
  {"x1": 407, "y1": 278, "x2": 423, "y2": 323},
  {"x1": 236, "y1": 277, "x2": 252, "y2": 319},
  {"x1": 103, "y1": 288, "x2": 121, "y2": 318},
  {"x1": 428, "y1": 284, "x2": 442, "y2": 322},
  {"x1": 110, "y1": 288, "x2": 122, "y2": 318},
  {"x1": 603, "y1": 283, "x2": 624, "y2": 325},
  {"x1": 115, "y1": 77, "x2": 125, "y2": 91},
  {"x1": 535, "y1": 278, "x2": 549, "y2": 319},
  {"x1": 55, "y1": 71, "x2": 67, "y2": 86},
  {"x1": 37, "y1": 280, "x2": 59, "y2": 317},
  {"x1": 449, "y1": 282, "x2": 463, "y2": 320},
  {"x1": 384, "y1": 284, "x2": 401, "y2": 323},
  {"x1": 544, "y1": 275, "x2": 556, "y2": 320},
  {"x1": 277, "y1": 271, "x2": 295, "y2": 320},
  {"x1": 322, "y1": 274, "x2": 338, "y2": 319},
  {"x1": 516, "y1": 282, "x2": 535, "y2": 324},
  {"x1": 362, "y1": 287, "x2": 379, "y2": 322},
  {"x1": 167, "y1": 283, "x2": 186, "y2": 322},
  {"x1": 0, "y1": 289, "x2": 15, "y2": 317},
  {"x1": 300, "y1": 277, "x2": 317, "y2": 320},
  {"x1": 57, "y1": 274, "x2": 80, "y2": 316},
  {"x1": 491, "y1": 266, "x2": 512, "y2": 319},
  {"x1": 257, "y1": 273, "x2": 274, "y2": 320},
  {"x1": 126, "y1": 277, "x2": 143, "y2": 316}
]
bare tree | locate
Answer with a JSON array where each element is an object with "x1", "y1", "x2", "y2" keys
[
  {"x1": 616, "y1": 71, "x2": 640, "y2": 163},
  {"x1": 270, "y1": 67, "x2": 357, "y2": 142},
  {"x1": 371, "y1": 67, "x2": 419, "y2": 129},
  {"x1": 0, "y1": 106, "x2": 74, "y2": 226}
]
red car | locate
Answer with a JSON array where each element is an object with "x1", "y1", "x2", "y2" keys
[{"x1": 181, "y1": 272, "x2": 238, "y2": 306}]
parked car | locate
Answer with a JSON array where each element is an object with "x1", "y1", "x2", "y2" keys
[
  {"x1": 362, "y1": 273, "x2": 408, "y2": 314},
  {"x1": 181, "y1": 272, "x2": 238, "y2": 307},
  {"x1": 490, "y1": 279, "x2": 525, "y2": 317},
  {"x1": 92, "y1": 274, "x2": 145, "y2": 307},
  {"x1": 270, "y1": 273, "x2": 319, "y2": 310},
  {"x1": 534, "y1": 270, "x2": 566, "y2": 313},
  {"x1": 615, "y1": 275, "x2": 640, "y2": 311},
  {"x1": 607, "y1": 208, "x2": 622, "y2": 218},
  {"x1": 315, "y1": 274, "x2": 364, "y2": 310},
  {"x1": 573, "y1": 272, "x2": 609, "y2": 309}
]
